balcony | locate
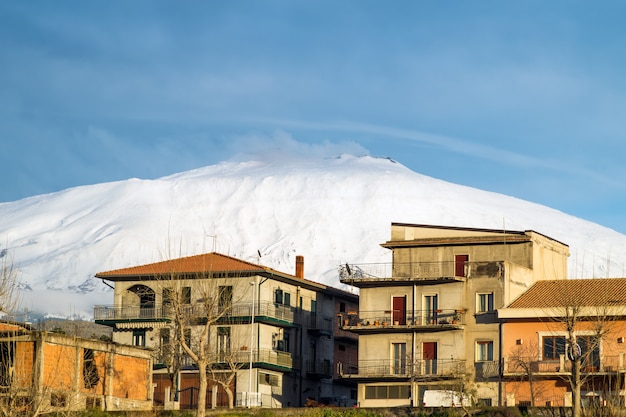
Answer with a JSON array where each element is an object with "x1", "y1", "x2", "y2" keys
[
  {"x1": 94, "y1": 300, "x2": 297, "y2": 328},
  {"x1": 167, "y1": 348, "x2": 296, "y2": 373},
  {"x1": 305, "y1": 313, "x2": 334, "y2": 336},
  {"x1": 338, "y1": 359, "x2": 466, "y2": 380},
  {"x1": 339, "y1": 261, "x2": 503, "y2": 287},
  {"x1": 306, "y1": 360, "x2": 333, "y2": 379},
  {"x1": 503, "y1": 355, "x2": 626, "y2": 377},
  {"x1": 338, "y1": 309, "x2": 466, "y2": 333}
]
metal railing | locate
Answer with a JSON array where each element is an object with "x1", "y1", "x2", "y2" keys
[
  {"x1": 339, "y1": 261, "x2": 504, "y2": 283},
  {"x1": 175, "y1": 348, "x2": 294, "y2": 370},
  {"x1": 338, "y1": 309, "x2": 466, "y2": 328},
  {"x1": 94, "y1": 300, "x2": 296, "y2": 325},
  {"x1": 503, "y1": 355, "x2": 626, "y2": 374},
  {"x1": 305, "y1": 360, "x2": 333, "y2": 377},
  {"x1": 305, "y1": 313, "x2": 334, "y2": 333},
  {"x1": 338, "y1": 359, "x2": 466, "y2": 378}
]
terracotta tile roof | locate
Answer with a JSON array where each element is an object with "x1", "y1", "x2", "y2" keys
[
  {"x1": 508, "y1": 278, "x2": 626, "y2": 308},
  {"x1": 96, "y1": 252, "x2": 270, "y2": 278}
]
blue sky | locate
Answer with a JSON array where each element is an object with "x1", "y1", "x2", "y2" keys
[{"x1": 2, "y1": 1, "x2": 626, "y2": 233}]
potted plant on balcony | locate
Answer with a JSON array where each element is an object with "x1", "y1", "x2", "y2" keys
[{"x1": 452, "y1": 312, "x2": 461, "y2": 324}]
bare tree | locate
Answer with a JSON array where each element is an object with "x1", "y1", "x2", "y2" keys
[
  {"x1": 156, "y1": 264, "x2": 249, "y2": 416},
  {"x1": 0, "y1": 250, "x2": 19, "y2": 317},
  {"x1": 507, "y1": 340, "x2": 541, "y2": 406},
  {"x1": 547, "y1": 281, "x2": 621, "y2": 417}
]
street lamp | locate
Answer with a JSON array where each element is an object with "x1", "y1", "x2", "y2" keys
[{"x1": 248, "y1": 281, "x2": 256, "y2": 408}]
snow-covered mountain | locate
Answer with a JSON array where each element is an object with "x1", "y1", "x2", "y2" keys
[{"x1": 2, "y1": 155, "x2": 625, "y2": 318}]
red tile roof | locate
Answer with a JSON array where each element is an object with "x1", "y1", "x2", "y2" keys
[
  {"x1": 508, "y1": 278, "x2": 626, "y2": 308},
  {"x1": 96, "y1": 252, "x2": 271, "y2": 279}
]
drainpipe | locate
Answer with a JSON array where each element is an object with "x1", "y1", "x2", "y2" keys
[{"x1": 499, "y1": 320, "x2": 504, "y2": 406}]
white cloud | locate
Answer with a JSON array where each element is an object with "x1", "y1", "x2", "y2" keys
[{"x1": 226, "y1": 130, "x2": 370, "y2": 163}]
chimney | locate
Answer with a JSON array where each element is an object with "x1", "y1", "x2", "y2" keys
[{"x1": 295, "y1": 255, "x2": 304, "y2": 279}]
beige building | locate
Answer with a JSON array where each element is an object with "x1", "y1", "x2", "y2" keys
[
  {"x1": 94, "y1": 252, "x2": 357, "y2": 409},
  {"x1": 338, "y1": 223, "x2": 569, "y2": 407}
]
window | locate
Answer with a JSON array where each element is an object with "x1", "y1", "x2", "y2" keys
[
  {"x1": 181, "y1": 287, "x2": 191, "y2": 304},
  {"x1": 275, "y1": 289, "x2": 283, "y2": 304},
  {"x1": 132, "y1": 330, "x2": 146, "y2": 347},
  {"x1": 477, "y1": 293, "x2": 494, "y2": 313},
  {"x1": 83, "y1": 349, "x2": 99, "y2": 388},
  {"x1": 284, "y1": 292, "x2": 291, "y2": 306},
  {"x1": 160, "y1": 328, "x2": 170, "y2": 347},
  {"x1": 218, "y1": 286, "x2": 233, "y2": 311},
  {"x1": 163, "y1": 288, "x2": 173, "y2": 306},
  {"x1": 184, "y1": 328, "x2": 192, "y2": 348},
  {"x1": 476, "y1": 341, "x2": 494, "y2": 362},
  {"x1": 365, "y1": 385, "x2": 410, "y2": 399},
  {"x1": 577, "y1": 335, "x2": 600, "y2": 369},
  {"x1": 339, "y1": 302, "x2": 346, "y2": 312},
  {"x1": 217, "y1": 327, "x2": 231, "y2": 360},
  {"x1": 543, "y1": 336, "x2": 566, "y2": 360},
  {"x1": 424, "y1": 294, "x2": 438, "y2": 323},
  {"x1": 51, "y1": 392, "x2": 67, "y2": 407},
  {"x1": 392, "y1": 343, "x2": 407, "y2": 374},
  {"x1": 259, "y1": 372, "x2": 279, "y2": 386}
]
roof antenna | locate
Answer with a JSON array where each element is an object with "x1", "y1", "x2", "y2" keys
[{"x1": 256, "y1": 250, "x2": 262, "y2": 264}]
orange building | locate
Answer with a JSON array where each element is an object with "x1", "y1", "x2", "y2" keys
[
  {"x1": 0, "y1": 321, "x2": 153, "y2": 413},
  {"x1": 499, "y1": 279, "x2": 626, "y2": 407}
]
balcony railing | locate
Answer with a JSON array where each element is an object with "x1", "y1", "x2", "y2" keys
[
  {"x1": 503, "y1": 355, "x2": 626, "y2": 375},
  {"x1": 94, "y1": 300, "x2": 296, "y2": 326},
  {"x1": 306, "y1": 360, "x2": 333, "y2": 378},
  {"x1": 306, "y1": 313, "x2": 334, "y2": 335},
  {"x1": 172, "y1": 348, "x2": 294, "y2": 371},
  {"x1": 339, "y1": 261, "x2": 503, "y2": 284},
  {"x1": 93, "y1": 305, "x2": 171, "y2": 321},
  {"x1": 338, "y1": 309, "x2": 466, "y2": 330},
  {"x1": 338, "y1": 359, "x2": 466, "y2": 379}
]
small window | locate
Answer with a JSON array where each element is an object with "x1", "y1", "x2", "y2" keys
[
  {"x1": 184, "y1": 328, "x2": 192, "y2": 347},
  {"x1": 83, "y1": 349, "x2": 99, "y2": 388},
  {"x1": 182, "y1": 287, "x2": 192, "y2": 304},
  {"x1": 543, "y1": 336, "x2": 566, "y2": 360},
  {"x1": 275, "y1": 289, "x2": 283, "y2": 304},
  {"x1": 217, "y1": 327, "x2": 231, "y2": 359},
  {"x1": 284, "y1": 292, "x2": 291, "y2": 306},
  {"x1": 163, "y1": 288, "x2": 173, "y2": 306},
  {"x1": 477, "y1": 293, "x2": 494, "y2": 313},
  {"x1": 160, "y1": 328, "x2": 170, "y2": 347},
  {"x1": 132, "y1": 330, "x2": 146, "y2": 347},
  {"x1": 339, "y1": 302, "x2": 346, "y2": 312},
  {"x1": 476, "y1": 341, "x2": 494, "y2": 362},
  {"x1": 259, "y1": 372, "x2": 279, "y2": 386},
  {"x1": 51, "y1": 392, "x2": 67, "y2": 407},
  {"x1": 365, "y1": 385, "x2": 410, "y2": 399},
  {"x1": 218, "y1": 286, "x2": 233, "y2": 310},
  {"x1": 338, "y1": 344, "x2": 346, "y2": 351}
]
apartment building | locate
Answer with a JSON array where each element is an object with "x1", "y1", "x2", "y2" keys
[
  {"x1": 93, "y1": 252, "x2": 357, "y2": 409},
  {"x1": 337, "y1": 223, "x2": 569, "y2": 407},
  {"x1": 499, "y1": 278, "x2": 626, "y2": 407}
]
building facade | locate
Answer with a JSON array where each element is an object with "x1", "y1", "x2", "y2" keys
[
  {"x1": 0, "y1": 322, "x2": 153, "y2": 413},
  {"x1": 337, "y1": 223, "x2": 569, "y2": 407},
  {"x1": 94, "y1": 252, "x2": 357, "y2": 409},
  {"x1": 499, "y1": 278, "x2": 626, "y2": 408}
]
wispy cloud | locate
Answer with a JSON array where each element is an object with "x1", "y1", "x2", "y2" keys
[
  {"x1": 226, "y1": 130, "x2": 369, "y2": 163},
  {"x1": 250, "y1": 118, "x2": 625, "y2": 189}
]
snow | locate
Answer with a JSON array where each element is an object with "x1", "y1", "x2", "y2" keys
[{"x1": 1, "y1": 154, "x2": 625, "y2": 318}]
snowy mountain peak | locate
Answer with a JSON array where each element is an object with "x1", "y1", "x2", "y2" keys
[{"x1": 2, "y1": 154, "x2": 625, "y2": 318}]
